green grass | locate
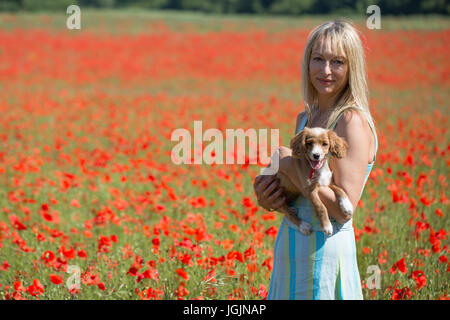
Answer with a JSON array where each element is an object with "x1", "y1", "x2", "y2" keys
[{"x1": 0, "y1": 9, "x2": 449, "y2": 34}]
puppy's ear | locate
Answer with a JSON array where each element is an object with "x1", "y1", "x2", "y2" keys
[
  {"x1": 328, "y1": 130, "x2": 347, "y2": 158},
  {"x1": 290, "y1": 128, "x2": 307, "y2": 156}
]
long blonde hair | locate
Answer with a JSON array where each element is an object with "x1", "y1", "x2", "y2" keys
[{"x1": 301, "y1": 19, "x2": 375, "y2": 129}]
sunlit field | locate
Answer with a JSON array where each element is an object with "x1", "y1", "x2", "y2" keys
[{"x1": 0, "y1": 10, "x2": 448, "y2": 300}]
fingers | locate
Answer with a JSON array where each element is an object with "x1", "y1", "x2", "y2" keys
[
  {"x1": 254, "y1": 174, "x2": 277, "y2": 196},
  {"x1": 267, "y1": 188, "x2": 286, "y2": 209},
  {"x1": 262, "y1": 179, "x2": 280, "y2": 198},
  {"x1": 271, "y1": 195, "x2": 286, "y2": 210}
]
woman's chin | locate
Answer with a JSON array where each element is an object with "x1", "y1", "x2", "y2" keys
[{"x1": 316, "y1": 88, "x2": 335, "y2": 95}]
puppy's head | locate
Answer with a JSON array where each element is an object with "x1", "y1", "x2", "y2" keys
[{"x1": 290, "y1": 127, "x2": 347, "y2": 170}]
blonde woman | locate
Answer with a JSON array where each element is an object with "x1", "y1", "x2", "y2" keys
[{"x1": 253, "y1": 19, "x2": 378, "y2": 299}]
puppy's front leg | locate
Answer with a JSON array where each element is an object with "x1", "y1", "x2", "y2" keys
[
  {"x1": 309, "y1": 188, "x2": 333, "y2": 236},
  {"x1": 279, "y1": 204, "x2": 312, "y2": 236},
  {"x1": 328, "y1": 183, "x2": 354, "y2": 217}
]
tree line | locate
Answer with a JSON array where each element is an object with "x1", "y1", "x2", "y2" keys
[{"x1": 1, "y1": 0, "x2": 448, "y2": 15}]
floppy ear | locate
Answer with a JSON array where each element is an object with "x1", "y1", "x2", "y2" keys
[
  {"x1": 328, "y1": 130, "x2": 347, "y2": 158},
  {"x1": 290, "y1": 128, "x2": 307, "y2": 157}
]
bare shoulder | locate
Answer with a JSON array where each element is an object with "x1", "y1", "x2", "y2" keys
[
  {"x1": 334, "y1": 109, "x2": 373, "y2": 161},
  {"x1": 335, "y1": 109, "x2": 370, "y2": 139}
]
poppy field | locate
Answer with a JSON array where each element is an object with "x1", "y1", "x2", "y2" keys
[{"x1": 0, "y1": 11, "x2": 448, "y2": 300}]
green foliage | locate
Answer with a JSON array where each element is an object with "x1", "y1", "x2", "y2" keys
[
  {"x1": 269, "y1": 0, "x2": 316, "y2": 15},
  {"x1": 22, "y1": 0, "x2": 78, "y2": 11},
  {"x1": 1, "y1": 0, "x2": 448, "y2": 14}
]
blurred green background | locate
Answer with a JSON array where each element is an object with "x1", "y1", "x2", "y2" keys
[{"x1": 0, "y1": 0, "x2": 448, "y2": 15}]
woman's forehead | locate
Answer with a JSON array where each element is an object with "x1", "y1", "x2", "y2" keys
[{"x1": 312, "y1": 37, "x2": 346, "y2": 58}]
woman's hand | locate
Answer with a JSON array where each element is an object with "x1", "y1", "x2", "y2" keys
[{"x1": 253, "y1": 174, "x2": 286, "y2": 212}]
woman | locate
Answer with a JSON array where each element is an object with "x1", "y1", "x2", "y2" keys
[{"x1": 253, "y1": 19, "x2": 378, "y2": 300}]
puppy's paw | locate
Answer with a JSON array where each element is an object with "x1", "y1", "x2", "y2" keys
[
  {"x1": 339, "y1": 197, "x2": 354, "y2": 217},
  {"x1": 285, "y1": 212, "x2": 301, "y2": 229},
  {"x1": 299, "y1": 221, "x2": 312, "y2": 236},
  {"x1": 322, "y1": 223, "x2": 333, "y2": 236},
  {"x1": 287, "y1": 206, "x2": 297, "y2": 217}
]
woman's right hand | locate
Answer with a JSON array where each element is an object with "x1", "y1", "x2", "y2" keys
[{"x1": 253, "y1": 174, "x2": 286, "y2": 212}]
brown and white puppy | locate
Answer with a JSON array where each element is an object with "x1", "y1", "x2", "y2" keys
[{"x1": 275, "y1": 127, "x2": 353, "y2": 236}]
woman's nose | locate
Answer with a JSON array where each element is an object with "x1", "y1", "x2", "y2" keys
[{"x1": 322, "y1": 61, "x2": 332, "y2": 75}]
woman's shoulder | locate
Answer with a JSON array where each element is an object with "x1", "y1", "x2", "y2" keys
[
  {"x1": 338, "y1": 108, "x2": 367, "y2": 127},
  {"x1": 334, "y1": 108, "x2": 374, "y2": 152}
]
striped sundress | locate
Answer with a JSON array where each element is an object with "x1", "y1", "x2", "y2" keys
[{"x1": 267, "y1": 108, "x2": 378, "y2": 300}]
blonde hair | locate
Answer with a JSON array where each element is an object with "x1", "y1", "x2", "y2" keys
[{"x1": 301, "y1": 19, "x2": 375, "y2": 129}]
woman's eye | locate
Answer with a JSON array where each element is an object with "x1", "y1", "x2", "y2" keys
[
  {"x1": 333, "y1": 60, "x2": 343, "y2": 65},
  {"x1": 313, "y1": 57, "x2": 322, "y2": 61}
]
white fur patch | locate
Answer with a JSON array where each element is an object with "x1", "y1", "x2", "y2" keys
[
  {"x1": 339, "y1": 197, "x2": 354, "y2": 217},
  {"x1": 317, "y1": 167, "x2": 332, "y2": 186},
  {"x1": 322, "y1": 223, "x2": 333, "y2": 236},
  {"x1": 310, "y1": 145, "x2": 323, "y2": 158},
  {"x1": 309, "y1": 127, "x2": 326, "y2": 136},
  {"x1": 299, "y1": 221, "x2": 312, "y2": 235}
]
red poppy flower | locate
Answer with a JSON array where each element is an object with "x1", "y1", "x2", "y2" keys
[
  {"x1": 176, "y1": 268, "x2": 189, "y2": 281},
  {"x1": 50, "y1": 274, "x2": 63, "y2": 285},
  {"x1": 14, "y1": 281, "x2": 25, "y2": 292},
  {"x1": 27, "y1": 279, "x2": 44, "y2": 296},
  {"x1": 411, "y1": 270, "x2": 427, "y2": 289},
  {"x1": 391, "y1": 286, "x2": 412, "y2": 300},
  {"x1": 390, "y1": 257, "x2": 407, "y2": 274},
  {"x1": 177, "y1": 282, "x2": 189, "y2": 299},
  {"x1": 0, "y1": 261, "x2": 10, "y2": 271},
  {"x1": 42, "y1": 250, "x2": 55, "y2": 264},
  {"x1": 265, "y1": 226, "x2": 277, "y2": 237}
]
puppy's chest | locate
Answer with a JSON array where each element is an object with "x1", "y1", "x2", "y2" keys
[{"x1": 315, "y1": 167, "x2": 332, "y2": 186}]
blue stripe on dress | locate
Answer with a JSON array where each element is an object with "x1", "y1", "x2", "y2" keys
[
  {"x1": 288, "y1": 227, "x2": 296, "y2": 299},
  {"x1": 268, "y1": 219, "x2": 284, "y2": 299},
  {"x1": 296, "y1": 230, "x2": 310, "y2": 299},
  {"x1": 283, "y1": 221, "x2": 290, "y2": 299},
  {"x1": 312, "y1": 231, "x2": 325, "y2": 299}
]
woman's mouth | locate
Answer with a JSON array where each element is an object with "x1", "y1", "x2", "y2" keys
[{"x1": 317, "y1": 78, "x2": 334, "y2": 85}]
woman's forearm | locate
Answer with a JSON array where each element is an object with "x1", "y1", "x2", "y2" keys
[{"x1": 316, "y1": 186, "x2": 352, "y2": 224}]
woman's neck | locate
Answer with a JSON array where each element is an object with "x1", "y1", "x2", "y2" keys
[{"x1": 317, "y1": 94, "x2": 338, "y2": 115}]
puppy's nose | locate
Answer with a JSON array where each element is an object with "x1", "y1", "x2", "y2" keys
[{"x1": 313, "y1": 153, "x2": 320, "y2": 160}]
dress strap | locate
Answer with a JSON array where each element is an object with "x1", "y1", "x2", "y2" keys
[
  {"x1": 366, "y1": 117, "x2": 378, "y2": 162},
  {"x1": 297, "y1": 113, "x2": 308, "y2": 134},
  {"x1": 328, "y1": 106, "x2": 363, "y2": 130}
]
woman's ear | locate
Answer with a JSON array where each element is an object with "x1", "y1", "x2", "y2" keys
[
  {"x1": 290, "y1": 128, "x2": 306, "y2": 156},
  {"x1": 328, "y1": 130, "x2": 347, "y2": 158}
]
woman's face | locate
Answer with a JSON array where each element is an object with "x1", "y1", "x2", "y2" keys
[{"x1": 309, "y1": 38, "x2": 349, "y2": 99}]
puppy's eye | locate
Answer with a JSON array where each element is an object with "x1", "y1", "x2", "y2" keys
[
  {"x1": 306, "y1": 142, "x2": 312, "y2": 146},
  {"x1": 322, "y1": 143, "x2": 328, "y2": 147}
]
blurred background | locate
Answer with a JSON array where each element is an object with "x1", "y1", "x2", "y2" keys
[
  {"x1": 0, "y1": 0, "x2": 448, "y2": 301},
  {"x1": 0, "y1": 0, "x2": 448, "y2": 15}
]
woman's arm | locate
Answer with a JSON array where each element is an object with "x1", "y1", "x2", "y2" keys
[{"x1": 318, "y1": 110, "x2": 372, "y2": 224}]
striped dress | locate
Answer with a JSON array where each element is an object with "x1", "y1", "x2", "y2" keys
[{"x1": 267, "y1": 109, "x2": 378, "y2": 300}]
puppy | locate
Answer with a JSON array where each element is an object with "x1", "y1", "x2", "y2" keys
[{"x1": 274, "y1": 127, "x2": 353, "y2": 236}]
